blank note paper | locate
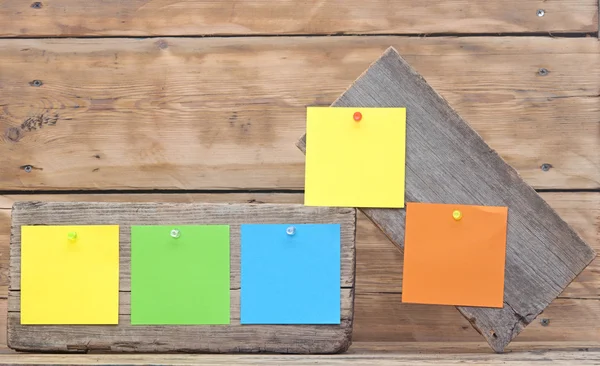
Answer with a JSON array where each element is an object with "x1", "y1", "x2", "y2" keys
[
  {"x1": 21, "y1": 225, "x2": 119, "y2": 324},
  {"x1": 305, "y1": 107, "x2": 406, "y2": 208},
  {"x1": 402, "y1": 203, "x2": 508, "y2": 307},
  {"x1": 241, "y1": 224, "x2": 340, "y2": 324},
  {"x1": 131, "y1": 225, "x2": 230, "y2": 325}
]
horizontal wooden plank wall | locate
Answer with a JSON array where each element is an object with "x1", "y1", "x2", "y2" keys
[
  {"x1": 0, "y1": 38, "x2": 598, "y2": 191},
  {"x1": 0, "y1": 0, "x2": 599, "y2": 359},
  {"x1": 0, "y1": 1, "x2": 597, "y2": 36},
  {"x1": 0, "y1": 192, "x2": 598, "y2": 347}
]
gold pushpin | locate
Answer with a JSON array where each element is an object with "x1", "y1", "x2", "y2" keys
[
  {"x1": 452, "y1": 210, "x2": 462, "y2": 221},
  {"x1": 67, "y1": 231, "x2": 78, "y2": 241}
]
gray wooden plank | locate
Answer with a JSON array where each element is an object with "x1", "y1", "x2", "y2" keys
[
  {"x1": 9, "y1": 202, "x2": 355, "y2": 290},
  {"x1": 7, "y1": 313, "x2": 352, "y2": 353},
  {"x1": 9, "y1": 202, "x2": 356, "y2": 353},
  {"x1": 296, "y1": 47, "x2": 596, "y2": 352},
  {"x1": 8, "y1": 289, "x2": 354, "y2": 352},
  {"x1": 8, "y1": 290, "x2": 355, "y2": 318}
]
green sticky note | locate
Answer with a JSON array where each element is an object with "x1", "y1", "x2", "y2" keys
[{"x1": 131, "y1": 225, "x2": 230, "y2": 325}]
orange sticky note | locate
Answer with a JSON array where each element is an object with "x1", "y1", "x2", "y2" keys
[{"x1": 402, "y1": 202, "x2": 508, "y2": 307}]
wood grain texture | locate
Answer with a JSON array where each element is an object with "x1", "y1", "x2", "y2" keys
[
  {"x1": 8, "y1": 202, "x2": 356, "y2": 353},
  {"x1": 3, "y1": 296, "x2": 600, "y2": 348},
  {"x1": 1, "y1": 343, "x2": 600, "y2": 365},
  {"x1": 0, "y1": 37, "x2": 598, "y2": 191},
  {"x1": 0, "y1": 1, "x2": 596, "y2": 37},
  {"x1": 296, "y1": 48, "x2": 596, "y2": 352},
  {"x1": 0, "y1": 192, "x2": 597, "y2": 349},
  {"x1": 353, "y1": 295, "x2": 600, "y2": 343},
  {"x1": 8, "y1": 203, "x2": 355, "y2": 291},
  {"x1": 1, "y1": 192, "x2": 597, "y2": 297}
]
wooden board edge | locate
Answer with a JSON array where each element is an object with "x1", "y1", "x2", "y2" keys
[
  {"x1": 469, "y1": 249, "x2": 597, "y2": 354},
  {"x1": 8, "y1": 202, "x2": 356, "y2": 354},
  {"x1": 7, "y1": 313, "x2": 354, "y2": 354},
  {"x1": 294, "y1": 46, "x2": 597, "y2": 353}
]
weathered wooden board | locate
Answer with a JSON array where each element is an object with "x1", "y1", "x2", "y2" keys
[
  {"x1": 2, "y1": 295, "x2": 600, "y2": 348},
  {"x1": 0, "y1": 1, "x2": 596, "y2": 37},
  {"x1": 8, "y1": 202, "x2": 356, "y2": 353},
  {"x1": 0, "y1": 193, "x2": 598, "y2": 349},
  {"x1": 1, "y1": 192, "x2": 598, "y2": 297},
  {"x1": 296, "y1": 48, "x2": 596, "y2": 352},
  {"x1": 1, "y1": 37, "x2": 598, "y2": 191}
]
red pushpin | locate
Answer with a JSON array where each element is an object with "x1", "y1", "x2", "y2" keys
[{"x1": 353, "y1": 111, "x2": 362, "y2": 122}]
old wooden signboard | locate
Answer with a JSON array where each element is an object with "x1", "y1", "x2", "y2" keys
[
  {"x1": 8, "y1": 202, "x2": 356, "y2": 353},
  {"x1": 296, "y1": 48, "x2": 595, "y2": 352}
]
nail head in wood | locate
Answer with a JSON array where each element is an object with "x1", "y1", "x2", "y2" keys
[
  {"x1": 538, "y1": 68, "x2": 549, "y2": 76},
  {"x1": 23, "y1": 165, "x2": 32, "y2": 173},
  {"x1": 30, "y1": 80, "x2": 43, "y2": 87},
  {"x1": 540, "y1": 163, "x2": 552, "y2": 171},
  {"x1": 30, "y1": 2, "x2": 42, "y2": 9},
  {"x1": 540, "y1": 318, "x2": 550, "y2": 326},
  {"x1": 537, "y1": 9, "x2": 545, "y2": 17}
]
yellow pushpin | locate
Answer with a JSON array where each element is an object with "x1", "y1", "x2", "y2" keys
[
  {"x1": 452, "y1": 210, "x2": 462, "y2": 221},
  {"x1": 67, "y1": 231, "x2": 78, "y2": 241}
]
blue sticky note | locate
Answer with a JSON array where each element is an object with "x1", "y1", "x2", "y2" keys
[{"x1": 241, "y1": 224, "x2": 341, "y2": 324}]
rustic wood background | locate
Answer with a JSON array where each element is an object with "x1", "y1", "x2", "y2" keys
[{"x1": 0, "y1": 0, "x2": 598, "y2": 363}]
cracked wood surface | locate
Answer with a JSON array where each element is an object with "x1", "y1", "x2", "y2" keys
[
  {"x1": 296, "y1": 48, "x2": 596, "y2": 352},
  {"x1": 7, "y1": 202, "x2": 356, "y2": 353}
]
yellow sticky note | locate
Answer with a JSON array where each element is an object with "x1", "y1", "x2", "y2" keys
[
  {"x1": 21, "y1": 225, "x2": 119, "y2": 324},
  {"x1": 305, "y1": 107, "x2": 406, "y2": 208}
]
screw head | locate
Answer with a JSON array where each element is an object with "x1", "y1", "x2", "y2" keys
[
  {"x1": 30, "y1": 80, "x2": 43, "y2": 87},
  {"x1": 537, "y1": 9, "x2": 545, "y2": 17},
  {"x1": 23, "y1": 165, "x2": 33, "y2": 173},
  {"x1": 286, "y1": 226, "x2": 296, "y2": 236},
  {"x1": 538, "y1": 68, "x2": 549, "y2": 76},
  {"x1": 540, "y1": 318, "x2": 550, "y2": 326},
  {"x1": 170, "y1": 229, "x2": 181, "y2": 238},
  {"x1": 31, "y1": 2, "x2": 42, "y2": 9},
  {"x1": 540, "y1": 163, "x2": 552, "y2": 172}
]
